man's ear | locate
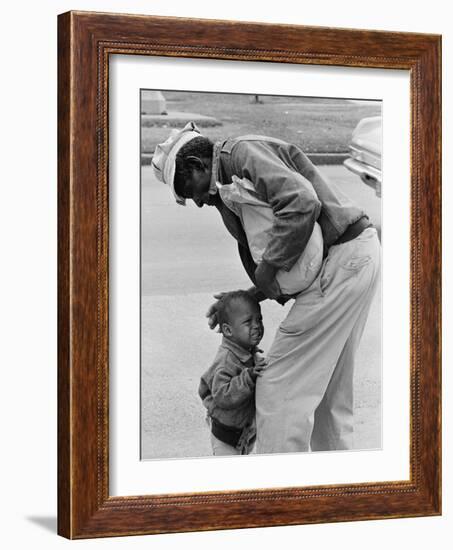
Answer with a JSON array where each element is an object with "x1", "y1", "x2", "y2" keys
[
  {"x1": 222, "y1": 323, "x2": 232, "y2": 337},
  {"x1": 186, "y1": 156, "x2": 206, "y2": 172}
]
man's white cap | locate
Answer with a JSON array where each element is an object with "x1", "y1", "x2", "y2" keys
[{"x1": 151, "y1": 121, "x2": 201, "y2": 205}]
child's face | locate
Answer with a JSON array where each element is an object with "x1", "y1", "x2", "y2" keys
[{"x1": 224, "y1": 300, "x2": 264, "y2": 350}]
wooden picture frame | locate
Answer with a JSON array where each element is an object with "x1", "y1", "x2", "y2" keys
[{"x1": 58, "y1": 10, "x2": 441, "y2": 539}]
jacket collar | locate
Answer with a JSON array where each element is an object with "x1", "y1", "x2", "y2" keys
[
  {"x1": 221, "y1": 336, "x2": 253, "y2": 364},
  {"x1": 209, "y1": 140, "x2": 224, "y2": 195}
]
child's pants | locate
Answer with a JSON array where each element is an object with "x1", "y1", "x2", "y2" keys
[
  {"x1": 208, "y1": 419, "x2": 256, "y2": 455},
  {"x1": 210, "y1": 434, "x2": 242, "y2": 455},
  {"x1": 255, "y1": 228, "x2": 381, "y2": 453}
]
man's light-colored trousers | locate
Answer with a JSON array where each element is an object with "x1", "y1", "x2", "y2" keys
[{"x1": 256, "y1": 228, "x2": 381, "y2": 453}]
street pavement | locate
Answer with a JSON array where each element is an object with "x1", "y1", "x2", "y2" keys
[{"x1": 141, "y1": 164, "x2": 382, "y2": 459}]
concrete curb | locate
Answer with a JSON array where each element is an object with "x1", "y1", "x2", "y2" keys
[
  {"x1": 142, "y1": 112, "x2": 221, "y2": 128},
  {"x1": 140, "y1": 151, "x2": 349, "y2": 167}
]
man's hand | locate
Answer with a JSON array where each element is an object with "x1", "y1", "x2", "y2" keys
[
  {"x1": 205, "y1": 292, "x2": 227, "y2": 331},
  {"x1": 255, "y1": 261, "x2": 281, "y2": 300}
]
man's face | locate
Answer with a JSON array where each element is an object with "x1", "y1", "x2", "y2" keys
[
  {"x1": 181, "y1": 164, "x2": 214, "y2": 208},
  {"x1": 224, "y1": 300, "x2": 264, "y2": 350}
]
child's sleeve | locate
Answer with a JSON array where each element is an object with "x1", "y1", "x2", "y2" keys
[
  {"x1": 198, "y1": 376, "x2": 209, "y2": 401},
  {"x1": 211, "y1": 363, "x2": 255, "y2": 409}
]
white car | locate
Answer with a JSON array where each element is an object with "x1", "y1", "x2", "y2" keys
[{"x1": 344, "y1": 116, "x2": 382, "y2": 197}]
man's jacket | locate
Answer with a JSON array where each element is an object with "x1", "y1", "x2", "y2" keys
[{"x1": 212, "y1": 135, "x2": 368, "y2": 287}]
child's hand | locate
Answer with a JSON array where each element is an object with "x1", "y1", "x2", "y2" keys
[
  {"x1": 253, "y1": 348, "x2": 268, "y2": 368},
  {"x1": 251, "y1": 354, "x2": 268, "y2": 380},
  {"x1": 253, "y1": 363, "x2": 267, "y2": 376},
  {"x1": 254, "y1": 355, "x2": 268, "y2": 368}
]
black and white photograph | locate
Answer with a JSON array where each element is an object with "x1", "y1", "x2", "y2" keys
[
  {"x1": 140, "y1": 90, "x2": 382, "y2": 460},
  {"x1": 2, "y1": 0, "x2": 447, "y2": 546}
]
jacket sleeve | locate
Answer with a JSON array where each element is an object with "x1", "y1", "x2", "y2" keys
[
  {"x1": 237, "y1": 241, "x2": 257, "y2": 285},
  {"x1": 211, "y1": 363, "x2": 255, "y2": 410},
  {"x1": 232, "y1": 141, "x2": 322, "y2": 271},
  {"x1": 198, "y1": 376, "x2": 209, "y2": 401}
]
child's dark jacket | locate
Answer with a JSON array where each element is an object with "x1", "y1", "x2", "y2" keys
[{"x1": 198, "y1": 337, "x2": 257, "y2": 430}]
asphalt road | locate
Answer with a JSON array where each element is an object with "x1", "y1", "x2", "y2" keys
[{"x1": 141, "y1": 164, "x2": 382, "y2": 459}]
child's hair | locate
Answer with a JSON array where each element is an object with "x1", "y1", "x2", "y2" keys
[{"x1": 217, "y1": 290, "x2": 260, "y2": 330}]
